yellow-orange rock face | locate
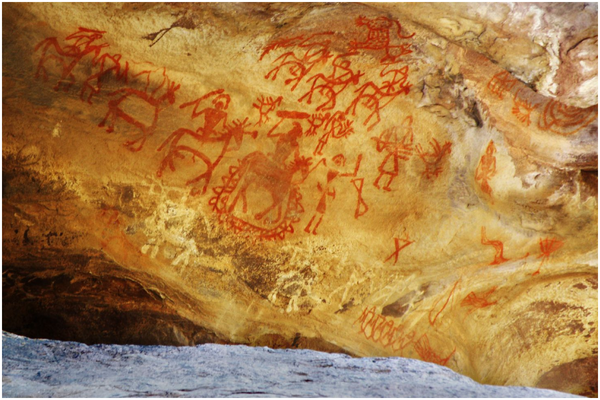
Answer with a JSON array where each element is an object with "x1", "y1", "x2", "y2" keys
[{"x1": 2, "y1": 3, "x2": 597, "y2": 397}]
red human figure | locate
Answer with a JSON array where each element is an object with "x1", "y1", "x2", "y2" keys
[
  {"x1": 227, "y1": 122, "x2": 312, "y2": 224},
  {"x1": 304, "y1": 154, "x2": 362, "y2": 235},
  {"x1": 372, "y1": 116, "x2": 413, "y2": 191},
  {"x1": 98, "y1": 78, "x2": 180, "y2": 152},
  {"x1": 34, "y1": 27, "x2": 108, "y2": 92},
  {"x1": 532, "y1": 237, "x2": 564, "y2": 276},
  {"x1": 157, "y1": 118, "x2": 257, "y2": 196},
  {"x1": 384, "y1": 232, "x2": 414, "y2": 265},
  {"x1": 461, "y1": 287, "x2": 498, "y2": 316},
  {"x1": 413, "y1": 334, "x2": 455, "y2": 366},
  {"x1": 475, "y1": 140, "x2": 497, "y2": 200},
  {"x1": 180, "y1": 89, "x2": 230, "y2": 140},
  {"x1": 314, "y1": 111, "x2": 354, "y2": 156},
  {"x1": 299, "y1": 56, "x2": 363, "y2": 111},
  {"x1": 80, "y1": 52, "x2": 129, "y2": 104},
  {"x1": 480, "y1": 226, "x2": 509, "y2": 266},
  {"x1": 487, "y1": 71, "x2": 517, "y2": 100},
  {"x1": 349, "y1": 16, "x2": 414, "y2": 63},
  {"x1": 346, "y1": 65, "x2": 411, "y2": 130},
  {"x1": 252, "y1": 95, "x2": 283, "y2": 126},
  {"x1": 415, "y1": 138, "x2": 452, "y2": 180}
]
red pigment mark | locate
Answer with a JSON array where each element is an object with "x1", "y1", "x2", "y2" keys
[
  {"x1": 537, "y1": 100, "x2": 598, "y2": 136},
  {"x1": 263, "y1": 32, "x2": 335, "y2": 91},
  {"x1": 461, "y1": 287, "x2": 498, "y2": 316},
  {"x1": 304, "y1": 154, "x2": 363, "y2": 234},
  {"x1": 97, "y1": 208, "x2": 140, "y2": 263},
  {"x1": 209, "y1": 123, "x2": 314, "y2": 240},
  {"x1": 372, "y1": 116, "x2": 413, "y2": 191},
  {"x1": 180, "y1": 89, "x2": 231, "y2": 138},
  {"x1": 346, "y1": 65, "x2": 411, "y2": 130},
  {"x1": 428, "y1": 280, "x2": 460, "y2": 327},
  {"x1": 475, "y1": 140, "x2": 497, "y2": 201},
  {"x1": 252, "y1": 95, "x2": 283, "y2": 126},
  {"x1": 157, "y1": 118, "x2": 257, "y2": 196},
  {"x1": 351, "y1": 178, "x2": 369, "y2": 219},
  {"x1": 511, "y1": 89, "x2": 539, "y2": 127},
  {"x1": 486, "y1": 71, "x2": 517, "y2": 100},
  {"x1": 80, "y1": 52, "x2": 128, "y2": 104},
  {"x1": 481, "y1": 227, "x2": 509, "y2": 266},
  {"x1": 532, "y1": 237, "x2": 564, "y2": 276},
  {"x1": 34, "y1": 27, "x2": 108, "y2": 92},
  {"x1": 413, "y1": 334, "x2": 456, "y2": 366},
  {"x1": 415, "y1": 138, "x2": 452, "y2": 180},
  {"x1": 98, "y1": 74, "x2": 180, "y2": 152},
  {"x1": 314, "y1": 111, "x2": 354, "y2": 156},
  {"x1": 305, "y1": 112, "x2": 331, "y2": 137},
  {"x1": 299, "y1": 56, "x2": 363, "y2": 112},
  {"x1": 267, "y1": 110, "x2": 311, "y2": 137},
  {"x1": 384, "y1": 233, "x2": 414, "y2": 265},
  {"x1": 354, "y1": 306, "x2": 416, "y2": 355},
  {"x1": 349, "y1": 16, "x2": 414, "y2": 64}
]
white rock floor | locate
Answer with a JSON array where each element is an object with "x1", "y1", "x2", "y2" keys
[{"x1": 2, "y1": 332, "x2": 579, "y2": 398}]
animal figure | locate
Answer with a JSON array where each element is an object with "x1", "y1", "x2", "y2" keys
[
  {"x1": 228, "y1": 153, "x2": 312, "y2": 224},
  {"x1": 98, "y1": 76, "x2": 180, "y2": 151},
  {"x1": 35, "y1": 27, "x2": 108, "y2": 92},
  {"x1": 80, "y1": 52, "x2": 128, "y2": 104},
  {"x1": 299, "y1": 57, "x2": 363, "y2": 111},
  {"x1": 347, "y1": 65, "x2": 411, "y2": 130},
  {"x1": 157, "y1": 118, "x2": 257, "y2": 195}
]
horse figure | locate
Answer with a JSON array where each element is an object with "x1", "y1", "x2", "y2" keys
[
  {"x1": 35, "y1": 27, "x2": 108, "y2": 92},
  {"x1": 98, "y1": 75, "x2": 180, "y2": 152},
  {"x1": 157, "y1": 118, "x2": 257, "y2": 196},
  {"x1": 228, "y1": 153, "x2": 312, "y2": 224}
]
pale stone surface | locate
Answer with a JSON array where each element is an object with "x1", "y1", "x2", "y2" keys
[
  {"x1": 1, "y1": 332, "x2": 581, "y2": 398},
  {"x1": 2, "y1": 2, "x2": 598, "y2": 397}
]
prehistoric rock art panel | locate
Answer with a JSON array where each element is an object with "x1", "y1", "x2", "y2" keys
[{"x1": 4, "y1": 3, "x2": 598, "y2": 398}]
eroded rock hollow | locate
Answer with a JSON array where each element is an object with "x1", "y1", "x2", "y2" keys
[{"x1": 2, "y1": 2, "x2": 598, "y2": 397}]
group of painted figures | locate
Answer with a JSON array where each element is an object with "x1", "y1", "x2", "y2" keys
[
  {"x1": 33, "y1": 17, "x2": 442, "y2": 240},
  {"x1": 34, "y1": 16, "x2": 572, "y2": 249}
]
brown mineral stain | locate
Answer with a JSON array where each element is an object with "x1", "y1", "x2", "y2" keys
[{"x1": 536, "y1": 356, "x2": 598, "y2": 398}]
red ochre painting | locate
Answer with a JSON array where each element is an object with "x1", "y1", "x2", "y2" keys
[{"x1": 2, "y1": 3, "x2": 598, "y2": 398}]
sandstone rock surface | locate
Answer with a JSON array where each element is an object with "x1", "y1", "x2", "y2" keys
[
  {"x1": 2, "y1": 2, "x2": 597, "y2": 397},
  {"x1": 1, "y1": 332, "x2": 582, "y2": 398}
]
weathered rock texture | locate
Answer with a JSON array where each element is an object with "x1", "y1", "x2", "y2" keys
[
  {"x1": 2, "y1": 2, "x2": 598, "y2": 397},
  {"x1": 1, "y1": 332, "x2": 582, "y2": 398}
]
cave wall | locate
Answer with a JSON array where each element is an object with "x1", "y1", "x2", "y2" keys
[{"x1": 2, "y1": 3, "x2": 598, "y2": 397}]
